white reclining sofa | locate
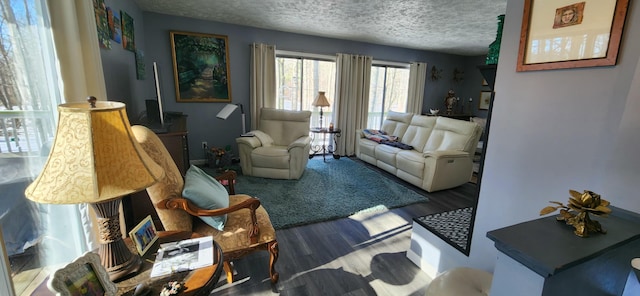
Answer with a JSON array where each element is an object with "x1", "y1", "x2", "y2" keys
[{"x1": 355, "y1": 111, "x2": 482, "y2": 192}]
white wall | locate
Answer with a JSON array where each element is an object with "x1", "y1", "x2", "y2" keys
[{"x1": 438, "y1": 0, "x2": 640, "y2": 272}]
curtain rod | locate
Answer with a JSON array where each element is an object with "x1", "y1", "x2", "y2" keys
[
  {"x1": 274, "y1": 49, "x2": 410, "y2": 68},
  {"x1": 275, "y1": 50, "x2": 335, "y2": 61}
]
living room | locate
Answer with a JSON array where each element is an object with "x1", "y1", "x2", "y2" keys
[
  {"x1": 2, "y1": 0, "x2": 640, "y2": 295},
  {"x1": 101, "y1": 0, "x2": 640, "y2": 294}
]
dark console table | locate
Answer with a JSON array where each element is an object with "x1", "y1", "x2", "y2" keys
[{"x1": 487, "y1": 206, "x2": 640, "y2": 295}]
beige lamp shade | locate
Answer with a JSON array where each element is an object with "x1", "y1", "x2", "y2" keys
[
  {"x1": 25, "y1": 100, "x2": 164, "y2": 204},
  {"x1": 312, "y1": 91, "x2": 330, "y2": 107}
]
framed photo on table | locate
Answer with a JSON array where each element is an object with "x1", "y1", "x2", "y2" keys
[
  {"x1": 516, "y1": 0, "x2": 629, "y2": 72},
  {"x1": 170, "y1": 31, "x2": 232, "y2": 102},
  {"x1": 129, "y1": 215, "x2": 158, "y2": 256},
  {"x1": 48, "y1": 252, "x2": 117, "y2": 296}
]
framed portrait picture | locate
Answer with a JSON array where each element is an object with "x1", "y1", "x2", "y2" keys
[
  {"x1": 479, "y1": 91, "x2": 492, "y2": 110},
  {"x1": 48, "y1": 252, "x2": 117, "y2": 296},
  {"x1": 129, "y1": 215, "x2": 158, "y2": 256},
  {"x1": 170, "y1": 31, "x2": 232, "y2": 102},
  {"x1": 516, "y1": 0, "x2": 629, "y2": 72}
]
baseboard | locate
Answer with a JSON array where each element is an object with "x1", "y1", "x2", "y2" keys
[{"x1": 190, "y1": 159, "x2": 206, "y2": 166}]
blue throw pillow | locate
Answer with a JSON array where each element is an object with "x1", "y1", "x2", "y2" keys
[{"x1": 182, "y1": 165, "x2": 229, "y2": 231}]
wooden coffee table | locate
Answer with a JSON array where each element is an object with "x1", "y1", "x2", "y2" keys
[{"x1": 115, "y1": 231, "x2": 223, "y2": 296}]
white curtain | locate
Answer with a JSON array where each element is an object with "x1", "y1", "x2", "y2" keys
[
  {"x1": 48, "y1": 0, "x2": 107, "y2": 103},
  {"x1": 334, "y1": 53, "x2": 372, "y2": 156},
  {"x1": 250, "y1": 43, "x2": 276, "y2": 130},
  {"x1": 407, "y1": 62, "x2": 427, "y2": 114}
]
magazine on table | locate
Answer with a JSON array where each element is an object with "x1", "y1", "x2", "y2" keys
[{"x1": 150, "y1": 236, "x2": 215, "y2": 278}]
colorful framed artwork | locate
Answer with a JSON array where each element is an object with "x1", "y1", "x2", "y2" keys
[
  {"x1": 48, "y1": 252, "x2": 117, "y2": 296},
  {"x1": 170, "y1": 31, "x2": 232, "y2": 102},
  {"x1": 93, "y1": 0, "x2": 110, "y2": 49},
  {"x1": 516, "y1": 0, "x2": 629, "y2": 72},
  {"x1": 129, "y1": 215, "x2": 158, "y2": 256},
  {"x1": 135, "y1": 49, "x2": 146, "y2": 80},
  {"x1": 479, "y1": 91, "x2": 492, "y2": 110},
  {"x1": 120, "y1": 11, "x2": 135, "y2": 52},
  {"x1": 107, "y1": 7, "x2": 121, "y2": 44}
]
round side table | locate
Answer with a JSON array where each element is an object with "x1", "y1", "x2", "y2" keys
[{"x1": 116, "y1": 231, "x2": 223, "y2": 296}]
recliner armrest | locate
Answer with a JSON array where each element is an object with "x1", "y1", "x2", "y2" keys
[
  {"x1": 287, "y1": 136, "x2": 311, "y2": 150},
  {"x1": 423, "y1": 150, "x2": 469, "y2": 158},
  {"x1": 236, "y1": 135, "x2": 262, "y2": 148}
]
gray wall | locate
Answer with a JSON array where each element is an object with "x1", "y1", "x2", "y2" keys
[
  {"x1": 430, "y1": 0, "x2": 640, "y2": 274},
  {"x1": 99, "y1": 0, "x2": 147, "y2": 119},
  {"x1": 100, "y1": 2, "x2": 487, "y2": 161}
]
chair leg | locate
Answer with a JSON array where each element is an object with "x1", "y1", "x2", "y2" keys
[
  {"x1": 268, "y1": 241, "x2": 279, "y2": 283},
  {"x1": 223, "y1": 260, "x2": 234, "y2": 284}
]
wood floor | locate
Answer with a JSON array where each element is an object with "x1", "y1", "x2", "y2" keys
[{"x1": 10, "y1": 158, "x2": 477, "y2": 296}]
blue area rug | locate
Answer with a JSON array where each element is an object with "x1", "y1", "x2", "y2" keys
[{"x1": 214, "y1": 157, "x2": 429, "y2": 229}]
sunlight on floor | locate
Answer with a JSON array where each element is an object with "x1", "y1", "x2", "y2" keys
[{"x1": 348, "y1": 205, "x2": 409, "y2": 238}]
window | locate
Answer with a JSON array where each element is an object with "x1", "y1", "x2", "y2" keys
[
  {"x1": 367, "y1": 64, "x2": 410, "y2": 129},
  {"x1": 275, "y1": 52, "x2": 336, "y2": 128},
  {"x1": 1, "y1": 1, "x2": 93, "y2": 294},
  {"x1": 276, "y1": 52, "x2": 336, "y2": 154}
]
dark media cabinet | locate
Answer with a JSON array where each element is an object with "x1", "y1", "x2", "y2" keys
[{"x1": 123, "y1": 117, "x2": 189, "y2": 232}]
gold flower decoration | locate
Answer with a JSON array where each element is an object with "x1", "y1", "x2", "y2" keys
[{"x1": 540, "y1": 190, "x2": 612, "y2": 237}]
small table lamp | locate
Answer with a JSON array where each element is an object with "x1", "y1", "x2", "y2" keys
[
  {"x1": 25, "y1": 97, "x2": 164, "y2": 281},
  {"x1": 312, "y1": 91, "x2": 330, "y2": 129}
]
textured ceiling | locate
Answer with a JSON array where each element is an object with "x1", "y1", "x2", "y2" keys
[{"x1": 133, "y1": 0, "x2": 507, "y2": 56}]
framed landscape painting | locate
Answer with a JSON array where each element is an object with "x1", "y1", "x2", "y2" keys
[{"x1": 170, "y1": 31, "x2": 232, "y2": 102}]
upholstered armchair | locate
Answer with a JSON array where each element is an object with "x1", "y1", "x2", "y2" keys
[
  {"x1": 236, "y1": 108, "x2": 312, "y2": 180},
  {"x1": 131, "y1": 125, "x2": 279, "y2": 284}
]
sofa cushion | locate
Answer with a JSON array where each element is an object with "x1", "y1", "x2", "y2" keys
[
  {"x1": 424, "y1": 117, "x2": 481, "y2": 153},
  {"x1": 397, "y1": 150, "x2": 425, "y2": 173},
  {"x1": 182, "y1": 165, "x2": 229, "y2": 231},
  {"x1": 401, "y1": 115, "x2": 436, "y2": 151},
  {"x1": 375, "y1": 144, "x2": 402, "y2": 167},
  {"x1": 259, "y1": 108, "x2": 311, "y2": 146},
  {"x1": 250, "y1": 146, "x2": 291, "y2": 169},
  {"x1": 381, "y1": 111, "x2": 412, "y2": 140}
]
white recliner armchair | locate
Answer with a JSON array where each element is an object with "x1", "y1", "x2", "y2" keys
[{"x1": 236, "y1": 108, "x2": 312, "y2": 180}]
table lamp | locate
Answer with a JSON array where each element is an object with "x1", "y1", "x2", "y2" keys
[
  {"x1": 25, "y1": 97, "x2": 164, "y2": 281},
  {"x1": 312, "y1": 91, "x2": 330, "y2": 129}
]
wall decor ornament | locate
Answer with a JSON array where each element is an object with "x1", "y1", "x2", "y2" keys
[
  {"x1": 540, "y1": 189, "x2": 612, "y2": 237},
  {"x1": 452, "y1": 68, "x2": 464, "y2": 83},
  {"x1": 517, "y1": 0, "x2": 629, "y2": 71},
  {"x1": 170, "y1": 31, "x2": 232, "y2": 102},
  {"x1": 430, "y1": 65, "x2": 442, "y2": 81},
  {"x1": 486, "y1": 14, "x2": 504, "y2": 65}
]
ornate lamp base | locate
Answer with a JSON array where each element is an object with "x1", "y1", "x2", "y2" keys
[{"x1": 92, "y1": 198, "x2": 142, "y2": 281}]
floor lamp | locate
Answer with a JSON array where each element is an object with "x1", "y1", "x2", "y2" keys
[
  {"x1": 217, "y1": 103, "x2": 254, "y2": 137},
  {"x1": 312, "y1": 91, "x2": 330, "y2": 129},
  {"x1": 25, "y1": 97, "x2": 164, "y2": 281}
]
